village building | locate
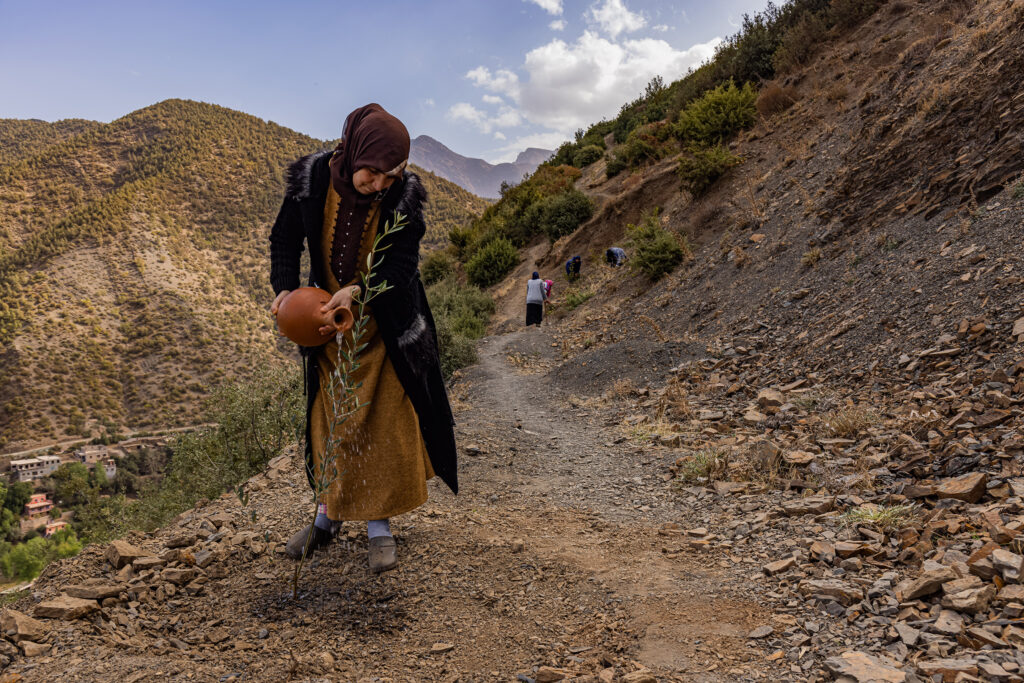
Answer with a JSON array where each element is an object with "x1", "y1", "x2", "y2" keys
[
  {"x1": 73, "y1": 444, "x2": 107, "y2": 466},
  {"x1": 23, "y1": 493, "x2": 53, "y2": 522},
  {"x1": 72, "y1": 445, "x2": 117, "y2": 479},
  {"x1": 44, "y1": 520, "x2": 68, "y2": 537},
  {"x1": 9, "y1": 455, "x2": 61, "y2": 482}
]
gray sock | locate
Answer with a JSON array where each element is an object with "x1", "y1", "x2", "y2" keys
[
  {"x1": 367, "y1": 519, "x2": 391, "y2": 539},
  {"x1": 314, "y1": 503, "x2": 333, "y2": 531}
]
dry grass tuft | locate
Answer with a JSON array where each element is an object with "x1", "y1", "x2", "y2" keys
[
  {"x1": 675, "y1": 447, "x2": 730, "y2": 484},
  {"x1": 801, "y1": 248, "x2": 822, "y2": 268},
  {"x1": 842, "y1": 504, "x2": 918, "y2": 531},
  {"x1": 823, "y1": 405, "x2": 879, "y2": 437},
  {"x1": 757, "y1": 83, "x2": 798, "y2": 117},
  {"x1": 655, "y1": 382, "x2": 694, "y2": 421},
  {"x1": 610, "y1": 378, "x2": 640, "y2": 398}
]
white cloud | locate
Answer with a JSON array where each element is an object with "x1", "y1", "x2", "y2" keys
[
  {"x1": 652, "y1": 24, "x2": 669, "y2": 32},
  {"x1": 423, "y1": 98, "x2": 435, "y2": 107},
  {"x1": 446, "y1": 102, "x2": 523, "y2": 135},
  {"x1": 466, "y1": 66, "x2": 522, "y2": 100},
  {"x1": 549, "y1": 19, "x2": 567, "y2": 30},
  {"x1": 524, "y1": 0, "x2": 563, "y2": 15},
  {"x1": 513, "y1": 31, "x2": 720, "y2": 131},
  {"x1": 587, "y1": 0, "x2": 645, "y2": 38},
  {"x1": 459, "y1": 11, "x2": 722, "y2": 160},
  {"x1": 487, "y1": 131, "x2": 568, "y2": 163}
]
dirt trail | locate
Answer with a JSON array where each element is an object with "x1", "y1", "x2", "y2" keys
[{"x1": 6, "y1": 327, "x2": 772, "y2": 682}]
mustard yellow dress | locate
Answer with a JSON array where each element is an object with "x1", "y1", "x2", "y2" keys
[{"x1": 309, "y1": 186, "x2": 434, "y2": 520}]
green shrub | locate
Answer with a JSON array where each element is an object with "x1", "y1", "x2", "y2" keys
[
  {"x1": 465, "y1": 237, "x2": 519, "y2": 287},
  {"x1": 420, "y1": 250, "x2": 454, "y2": 285},
  {"x1": 676, "y1": 145, "x2": 741, "y2": 196},
  {"x1": 432, "y1": 317, "x2": 478, "y2": 378},
  {"x1": 606, "y1": 155, "x2": 628, "y2": 178},
  {"x1": 426, "y1": 277, "x2": 494, "y2": 378},
  {"x1": 626, "y1": 209, "x2": 687, "y2": 280},
  {"x1": 447, "y1": 225, "x2": 474, "y2": 260},
  {"x1": 773, "y1": 12, "x2": 829, "y2": 73},
  {"x1": 426, "y1": 277, "x2": 495, "y2": 339},
  {"x1": 537, "y1": 190, "x2": 594, "y2": 241},
  {"x1": 675, "y1": 80, "x2": 757, "y2": 145},
  {"x1": 572, "y1": 144, "x2": 605, "y2": 168},
  {"x1": 830, "y1": 0, "x2": 886, "y2": 28},
  {"x1": 563, "y1": 287, "x2": 594, "y2": 310}
]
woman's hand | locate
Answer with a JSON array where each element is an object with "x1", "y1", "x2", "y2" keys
[
  {"x1": 270, "y1": 290, "x2": 290, "y2": 316},
  {"x1": 318, "y1": 285, "x2": 360, "y2": 335}
]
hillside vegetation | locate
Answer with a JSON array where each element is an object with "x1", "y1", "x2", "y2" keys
[{"x1": 0, "y1": 100, "x2": 487, "y2": 450}]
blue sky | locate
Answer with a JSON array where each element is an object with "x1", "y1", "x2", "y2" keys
[{"x1": 0, "y1": 0, "x2": 767, "y2": 163}]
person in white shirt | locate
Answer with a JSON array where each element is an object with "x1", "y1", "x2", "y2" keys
[{"x1": 525, "y1": 271, "x2": 548, "y2": 326}]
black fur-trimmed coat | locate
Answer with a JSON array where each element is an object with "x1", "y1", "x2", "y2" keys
[{"x1": 269, "y1": 150, "x2": 458, "y2": 495}]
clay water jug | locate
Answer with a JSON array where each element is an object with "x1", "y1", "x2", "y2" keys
[{"x1": 276, "y1": 287, "x2": 354, "y2": 347}]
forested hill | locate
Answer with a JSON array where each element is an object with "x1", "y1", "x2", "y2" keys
[{"x1": 0, "y1": 99, "x2": 487, "y2": 451}]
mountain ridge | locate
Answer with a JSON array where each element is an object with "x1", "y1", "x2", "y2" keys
[{"x1": 409, "y1": 134, "x2": 551, "y2": 198}]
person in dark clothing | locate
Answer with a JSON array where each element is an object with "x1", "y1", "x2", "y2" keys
[
  {"x1": 269, "y1": 104, "x2": 457, "y2": 573},
  {"x1": 565, "y1": 255, "x2": 582, "y2": 282},
  {"x1": 525, "y1": 271, "x2": 547, "y2": 326},
  {"x1": 606, "y1": 247, "x2": 626, "y2": 267}
]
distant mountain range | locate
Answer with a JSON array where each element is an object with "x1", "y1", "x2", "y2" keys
[{"x1": 410, "y1": 135, "x2": 552, "y2": 198}]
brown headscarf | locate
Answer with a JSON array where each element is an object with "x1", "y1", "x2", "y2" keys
[
  {"x1": 326, "y1": 104, "x2": 410, "y2": 286},
  {"x1": 328, "y1": 103, "x2": 410, "y2": 197}
]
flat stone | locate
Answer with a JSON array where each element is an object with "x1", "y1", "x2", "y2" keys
[
  {"x1": 194, "y1": 549, "x2": 216, "y2": 569},
  {"x1": 757, "y1": 388, "x2": 785, "y2": 409},
  {"x1": 132, "y1": 556, "x2": 166, "y2": 571},
  {"x1": 65, "y1": 583, "x2": 122, "y2": 601},
  {"x1": 712, "y1": 481, "x2": 747, "y2": 496},
  {"x1": 164, "y1": 533, "x2": 196, "y2": 549},
  {"x1": 824, "y1": 651, "x2": 906, "y2": 683},
  {"x1": 991, "y1": 549, "x2": 1023, "y2": 582},
  {"x1": 105, "y1": 540, "x2": 150, "y2": 569},
  {"x1": 894, "y1": 622, "x2": 919, "y2": 647},
  {"x1": 0, "y1": 609, "x2": 49, "y2": 642},
  {"x1": 934, "y1": 472, "x2": 988, "y2": 503},
  {"x1": 429, "y1": 642, "x2": 454, "y2": 653},
  {"x1": 782, "y1": 496, "x2": 834, "y2": 516},
  {"x1": 19, "y1": 640, "x2": 51, "y2": 657},
  {"x1": 974, "y1": 409, "x2": 1011, "y2": 428},
  {"x1": 534, "y1": 666, "x2": 567, "y2": 682},
  {"x1": 996, "y1": 584, "x2": 1024, "y2": 601},
  {"x1": 34, "y1": 595, "x2": 98, "y2": 620},
  {"x1": 916, "y1": 658, "x2": 979, "y2": 681},
  {"x1": 799, "y1": 579, "x2": 864, "y2": 605},
  {"x1": 207, "y1": 627, "x2": 229, "y2": 644},
  {"x1": 1013, "y1": 316, "x2": 1024, "y2": 338},
  {"x1": 783, "y1": 450, "x2": 816, "y2": 465},
  {"x1": 620, "y1": 673, "x2": 656, "y2": 683},
  {"x1": 1003, "y1": 625, "x2": 1024, "y2": 648},
  {"x1": 162, "y1": 568, "x2": 195, "y2": 586},
  {"x1": 207, "y1": 511, "x2": 234, "y2": 528},
  {"x1": 941, "y1": 584, "x2": 996, "y2": 614},
  {"x1": 931, "y1": 609, "x2": 963, "y2": 636},
  {"x1": 895, "y1": 566, "x2": 956, "y2": 601},
  {"x1": 748, "y1": 625, "x2": 773, "y2": 639},
  {"x1": 763, "y1": 557, "x2": 796, "y2": 576},
  {"x1": 964, "y1": 626, "x2": 1006, "y2": 649}
]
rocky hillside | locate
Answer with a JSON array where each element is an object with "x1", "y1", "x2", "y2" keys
[
  {"x1": 0, "y1": 100, "x2": 487, "y2": 451},
  {"x1": 410, "y1": 134, "x2": 551, "y2": 198}
]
